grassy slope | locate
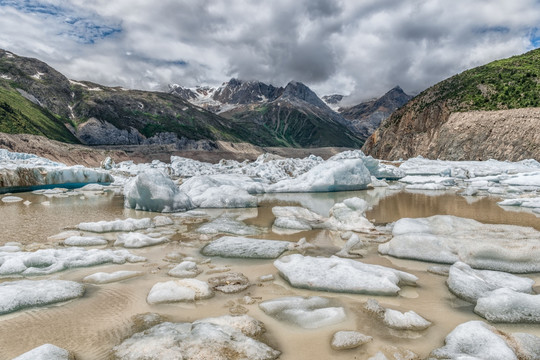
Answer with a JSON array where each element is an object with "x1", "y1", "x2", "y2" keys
[
  {"x1": 412, "y1": 48, "x2": 540, "y2": 114},
  {"x1": 0, "y1": 86, "x2": 79, "y2": 143}
]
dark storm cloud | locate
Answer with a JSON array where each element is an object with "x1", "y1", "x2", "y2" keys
[{"x1": 0, "y1": 0, "x2": 539, "y2": 100}]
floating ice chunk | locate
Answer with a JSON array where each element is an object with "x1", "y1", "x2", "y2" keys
[
  {"x1": 287, "y1": 237, "x2": 316, "y2": 253},
  {"x1": 115, "y1": 233, "x2": 168, "y2": 248},
  {"x1": 379, "y1": 215, "x2": 540, "y2": 273},
  {"x1": 405, "y1": 183, "x2": 448, "y2": 190},
  {"x1": 195, "y1": 314, "x2": 265, "y2": 337},
  {"x1": 272, "y1": 206, "x2": 326, "y2": 231},
  {"x1": 364, "y1": 299, "x2": 431, "y2": 330},
  {"x1": 0, "y1": 150, "x2": 112, "y2": 189},
  {"x1": 335, "y1": 233, "x2": 367, "y2": 258},
  {"x1": 429, "y1": 321, "x2": 538, "y2": 359},
  {"x1": 202, "y1": 236, "x2": 289, "y2": 259},
  {"x1": 77, "y1": 218, "x2": 153, "y2": 233},
  {"x1": 113, "y1": 315, "x2": 280, "y2": 360},
  {"x1": 326, "y1": 197, "x2": 375, "y2": 232},
  {"x1": 370, "y1": 176, "x2": 389, "y2": 187},
  {"x1": 180, "y1": 174, "x2": 264, "y2": 195},
  {"x1": 400, "y1": 157, "x2": 540, "y2": 178},
  {"x1": 0, "y1": 280, "x2": 84, "y2": 314},
  {"x1": 331, "y1": 331, "x2": 372, "y2": 350},
  {"x1": 197, "y1": 215, "x2": 262, "y2": 236},
  {"x1": 63, "y1": 235, "x2": 108, "y2": 246},
  {"x1": 498, "y1": 197, "x2": 540, "y2": 212},
  {"x1": 328, "y1": 150, "x2": 404, "y2": 179},
  {"x1": 501, "y1": 171, "x2": 540, "y2": 186},
  {"x1": 152, "y1": 215, "x2": 174, "y2": 227},
  {"x1": 124, "y1": 170, "x2": 194, "y2": 212},
  {"x1": 267, "y1": 159, "x2": 372, "y2": 193},
  {"x1": 274, "y1": 254, "x2": 417, "y2": 295},
  {"x1": 259, "y1": 296, "x2": 346, "y2": 329},
  {"x1": 208, "y1": 272, "x2": 250, "y2": 293},
  {"x1": 79, "y1": 183, "x2": 105, "y2": 192},
  {"x1": 195, "y1": 185, "x2": 257, "y2": 208},
  {"x1": 12, "y1": 344, "x2": 72, "y2": 360},
  {"x1": 474, "y1": 288, "x2": 540, "y2": 323},
  {"x1": 146, "y1": 279, "x2": 214, "y2": 304},
  {"x1": 0, "y1": 248, "x2": 145, "y2": 276},
  {"x1": 447, "y1": 262, "x2": 534, "y2": 303},
  {"x1": 83, "y1": 270, "x2": 143, "y2": 284},
  {"x1": 168, "y1": 261, "x2": 202, "y2": 278},
  {"x1": 0, "y1": 243, "x2": 22, "y2": 252},
  {"x1": 2, "y1": 195, "x2": 23, "y2": 203}
]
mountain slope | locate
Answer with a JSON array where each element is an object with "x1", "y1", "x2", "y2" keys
[
  {"x1": 338, "y1": 86, "x2": 412, "y2": 141},
  {"x1": 171, "y1": 79, "x2": 364, "y2": 148},
  {"x1": 363, "y1": 48, "x2": 540, "y2": 161},
  {"x1": 0, "y1": 49, "x2": 258, "y2": 146}
]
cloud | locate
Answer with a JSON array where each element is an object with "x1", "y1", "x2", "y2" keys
[{"x1": 1, "y1": 0, "x2": 540, "y2": 101}]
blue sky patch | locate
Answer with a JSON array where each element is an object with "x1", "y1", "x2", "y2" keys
[{"x1": 0, "y1": 0, "x2": 122, "y2": 44}]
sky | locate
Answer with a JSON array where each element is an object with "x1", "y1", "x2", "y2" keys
[{"x1": 1, "y1": 0, "x2": 540, "y2": 102}]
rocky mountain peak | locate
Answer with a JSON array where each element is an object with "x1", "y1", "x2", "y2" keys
[
  {"x1": 212, "y1": 78, "x2": 281, "y2": 105},
  {"x1": 281, "y1": 81, "x2": 329, "y2": 109}
]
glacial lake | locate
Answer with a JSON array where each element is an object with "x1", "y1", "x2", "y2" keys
[{"x1": 0, "y1": 187, "x2": 539, "y2": 359}]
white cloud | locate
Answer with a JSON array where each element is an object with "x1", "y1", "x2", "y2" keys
[{"x1": 1, "y1": 0, "x2": 539, "y2": 101}]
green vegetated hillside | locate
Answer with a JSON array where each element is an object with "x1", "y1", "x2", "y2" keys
[
  {"x1": 223, "y1": 103, "x2": 364, "y2": 148},
  {"x1": 0, "y1": 49, "x2": 262, "y2": 146},
  {"x1": 0, "y1": 87, "x2": 79, "y2": 143},
  {"x1": 363, "y1": 48, "x2": 540, "y2": 160}
]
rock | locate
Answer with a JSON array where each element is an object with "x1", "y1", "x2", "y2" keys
[{"x1": 208, "y1": 272, "x2": 250, "y2": 294}]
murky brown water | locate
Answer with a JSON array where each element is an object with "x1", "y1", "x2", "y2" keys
[{"x1": 0, "y1": 188, "x2": 539, "y2": 359}]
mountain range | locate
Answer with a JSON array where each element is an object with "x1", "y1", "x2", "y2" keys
[{"x1": 0, "y1": 49, "x2": 411, "y2": 150}]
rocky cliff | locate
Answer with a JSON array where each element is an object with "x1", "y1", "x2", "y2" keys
[{"x1": 363, "y1": 48, "x2": 540, "y2": 161}]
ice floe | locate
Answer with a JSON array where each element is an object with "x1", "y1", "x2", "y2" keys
[
  {"x1": 63, "y1": 235, "x2": 108, "y2": 246},
  {"x1": 201, "y1": 236, "x2": 289, "y2": 259},
  {"x1": 77, "y1": 218, "x2": 153, "y2": 233},
  {"x1": 83, "y1": 270, "x2": 143, "y2": 284},
  {"x1": 168, "y1": 261, "x2": 202, "y2": 278},
  {"x1": 379, "y1": 215, "x2": 540, "y2": 272},
  {"x1": 2, "y1": 195, "x2": 23, "y2": 203},
  {"x1": 196, "y1": 215, "x2": 262, "y2": 236},
  {"x1": 0, "y1": 279, "x2": 84, "y2": 314},
  {"x1": 0, "y1": 248, "x2": 145, "y2": 276},
  {"x1": 364, "y1": 299, "x2": 431, "y2": 330},
  {"x1": 267, "y1": 159, "x2": 372, "y2": 193},
  {"x1": 475, "y1": 288, "x2": 540, "y2": 323},
  {"x1": 114, "y1": 233, "x2": 168, "y2": 248},
  {"x1": 113, "y1": 315, "x2": 280, "y2": 360},
  {"x1": 259, "y1": 296, "x2": 346, "y2": 329},
  {"x1": 0, "y1": 149, "x2": 112, "y2": 189},
  {"x1": 272, "y1": 197, "x2": 374, "y2": 233},
  {"x1": 146, "y1": 279, "x2": 214, "y2": 304},
  {"x1": 12, "y1": 344, "x2": 72, "y2": 360},
  {"x1": 446, "y1": 262, "x2": 535, "y2": 303},
  {"x1": 331, "y1": 331, "x2": 372, "y2": 350},
  {"x1": 430, "y1": 320, "x2": 540, "y2": 359},
  {"x1": 124, "y1": 170, "x2": 194, "y2": 212},
  {"x1": 274, "y1": 254, "x2": 417, "y2": 295}
]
